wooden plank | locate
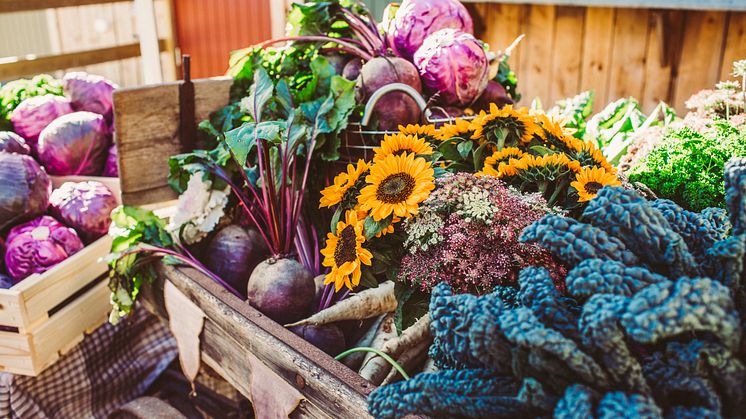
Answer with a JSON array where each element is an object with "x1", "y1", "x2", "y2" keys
[
  {"x1": 140, "y1": 264, "x2": 373, "y2": 418},
  {"x1": 518, "y1": 4, "x2": 556, "y2": 106},
  {"x1": 111, "y1": 1, "x2": 141, "y2": 86},
  {"x1": 0, "y1": 0, "x2": 124, "y2": 13},
  {"x1": 606, "y1": 8, "x2": 650, "y2": 102},
  {"x1": 473, "y1": 3, "x2": 525, "y2": 77},
  {"x1": 720, "y1": 12, "x2": 746, "y2": 81},
  {"x1": 460, "y1": 0, "x2": 746, "y2": 12},
  {"x1": 672, "y1": 11, "x2": 727, "y2": 110},
  {"x1": 641, "y1": 11, "x2": 682, "y2": 113},
  {"x1": 114, "y1": 77, "x2": 233, "y2": 206},
  {"x1": 0, "y1": 333, "x2": 34, "y2": 375},
  {"x1": 579, "y1": 7, "x2": 615, "y2": 111},
  {"x1": 135, "y1": 0, "x2": 163, "y2": 83},
  {"x1": 0, "y1": 40, "x2": 167, "y2": 80},
  {"x1": 550, "y1": 6, "x2": 586, "y2": 102}
]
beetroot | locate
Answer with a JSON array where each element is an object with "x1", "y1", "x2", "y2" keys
[
  {"x1": 356, "y1": 57, "x2": 423, "y2": 131},
  {"x1": 343, "y1": 58, "x2": 362, "y2": 81},
  {"x1": 247, "y1": 257, "x2": 315, "y2": 324},
  {"x1": 472, "y1": 80, "x2": 514, "y2": 112},
  {"x1": 206, "y1": 225, "x2": 268, "y2": 296},
  {"x1": 324, "y1": 53, "x2": 349, "y2": 76},
  {"x1": 289, "y1": 324, "x2": 346, "y2": 356}
]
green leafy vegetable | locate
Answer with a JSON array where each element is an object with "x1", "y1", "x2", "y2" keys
[{"x1": 0, "y1": 74, "x2": 64, "y2": 131}]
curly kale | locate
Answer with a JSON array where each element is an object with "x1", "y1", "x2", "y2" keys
[
  {"x1": 369, "y1": 158, "x2": 746, "y2": 419},
  {"x1": 627, "y1": 122, "x2": 746, "y2": 212}
]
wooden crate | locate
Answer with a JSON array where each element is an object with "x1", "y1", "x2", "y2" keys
[
  {"x1": 0, "y1": 176, "x2": 120, "y2": 376},
  {"x1": 114, "y1": 78, "x2": 374, "y2": 417}
]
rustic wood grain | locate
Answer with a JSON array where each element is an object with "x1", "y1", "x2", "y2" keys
[
  {"x1": 578, "y1": 7, "x2": 615, "y2": 111},
  {"x1": 672, "y1": 11, "x2": 727, "y2": 110},
  {"x1": 550, "y1": 6, "x2": 586, "y2": 101},
  {"x1": 474, "y1": 3, "x2": 526, "y2": 76},
  {"x1": 720, "y1": 12, "x2": 746, "y2": 81},
  {"x1": 607, "y1": 8, "x2": 650, "y2": 102},
  {"x1": 113, "y1": 77, "x2": 233, "y2": 206},
  {"x1": 518, "y1": 4, "x2": 556, "y2": 106},
  {"x1": 139, "y1": 263, "x2": 373, "y2": 418},
  {"x1": 0, "y1": 0, "x2": 124, "y2": 13},
  {"x1": 640, "y1": 11, "x2": 681, "y2": 113}
]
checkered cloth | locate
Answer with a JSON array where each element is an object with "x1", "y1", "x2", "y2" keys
[{"x1": 0, "y1": 306, "x2": 177, "y2": 418}]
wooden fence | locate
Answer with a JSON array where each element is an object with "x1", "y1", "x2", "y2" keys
[
  {"x1": 0, "y1": 0, "x2": 177, "y2": 86},
  {"x1": 469, "y1": 2, "x2": 746, "y2": 112}
]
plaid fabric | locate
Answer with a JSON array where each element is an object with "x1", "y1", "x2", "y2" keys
[{"x1": 0, "y1": 306, "x2": 177, "y2": 419}]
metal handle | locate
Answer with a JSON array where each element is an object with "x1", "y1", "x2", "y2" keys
[{"x1": 360, "y1": 83, "x2": 429, "y2": 127}]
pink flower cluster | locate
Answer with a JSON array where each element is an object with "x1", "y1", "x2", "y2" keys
[{"x1": 399, "y1": 173, "x2": 567, "y2": 295}]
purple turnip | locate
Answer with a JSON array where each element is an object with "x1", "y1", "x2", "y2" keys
[
  {"x1": 472, "y1": 80, "x2": 514, "y2": 112},
  {"x1": 247, "y1": 257, "x2": 315, "y2": 324},
  {"x1": 288, "y1": 323, "x2": 346, "y2": 356},
  {"x1": 356, "y1": 56, "x2": 423, "y2": 131},
  {"x1": 206, "y1": 225, "x2": 268, "y2": 296},
  {"x1": 342, "y1": 58, "x2": 362, "y2": 81}
]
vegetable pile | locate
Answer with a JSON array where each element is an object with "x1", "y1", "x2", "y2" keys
[{"x1": 0, "y1": 71, "x2": 119, "y2": 285}]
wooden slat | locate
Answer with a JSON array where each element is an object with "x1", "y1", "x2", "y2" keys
[
  {"x1": 518, "y1": 4, "x2": 556, "y2": 106},
  {"x1": 114, "y1": 77, "x2": 233, "y2": 206},
  {"x1": 550, "y1": 6, "x2": 586, "y2": 101},
  {"x1": 473, "y1": 3, "x2": 525, "y2": 77},
  {"x1": 0, "y1": 0, "x2": 124, "y2": 13},
  {"x1": 606, "y1": 8, "x2": 650, "y2": 102},
  {"x1": 672, "y1": 11, "x2": 727, "y2": 110},
  {"x1": 460, "y1": 0, "x2": 746, "y2": 12},
  {"x1": 720, "y1": 12, "x2": 746, "y2": 81},
  {"x1": 641, "y1": 11, "x2": 682, "y2": 113},
  {"x1": 140, "y1": 264, "x2": 373, "y2": 418},
  {"x1": 0, "y1": 40, "x2": 167, "y2": 80},
  {"x1": 579, "y1": 7, "x2": 615, "y2": 111}
]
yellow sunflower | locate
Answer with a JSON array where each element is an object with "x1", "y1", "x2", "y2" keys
[
  {"x1": 437, "y1": 118, "x2": 477, "y2": 141},
  {"x1": 358, "y1": 153, "x2": 435, "y2": 221},
  {"x1": 321, "y1": 210, "x2": 373, "y2": 291},
  {"x1": 513, "y1": 153, "x2": 582, "y2": 173},
  {"x1": 373, "y1": 133, "x2": 433, "y2": 163},
  {"x1": 470, "y1": 104, "x2": 541, "y2": 146},
  {"x1": 398, "y1": 124, "x2": 438, "y2": 141},
  {"x1": 571, "y1": 167, "x2": 622, "y2": 202},
  {"x1": 319, "y1": 159, "x2": 371, "y2": 208},
  {"x1": 479, "y1": 147, "x2": 525, "y2": 177},
  {"x1": 578, "y1": 142, "x2": 616, "y2": 174},
  {"x1": 375, "y1": 216, "x2": 401, "y2": 238}
]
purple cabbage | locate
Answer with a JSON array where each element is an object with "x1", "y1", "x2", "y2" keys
[
  {"x1": 5, "y1": 215, "x2": 83, "y2": 281},
  {"x1": 10, "y1": 94, "x2": 72, "y2": 148},
  {"x1": 0, "y1": 273, "x2": 12, "y2": 289},
  {"x1": 0, "y1": 153, "x2": 51, "y2": 231},
  {"x1": 37, "y1": 111, "x2": 110, "y2": 175},
  {"x1": 413, "y1": 28, "x2": 489, "y2": 107},
  {"x1": 0, "y1": 131, "x2": 30, "y2": 154},
  {"x1": 387, "y1": 0, "x2": 473, "y2": 60},
  {"x1": 63, "y1": 72, "x2": 118, "y2": 122},
  {"x1": 102, "y1": 143, "x2": 118, "y2": 177},
  {"x1": 49, "y1": 181, "x2": 117, "y2": 242}
]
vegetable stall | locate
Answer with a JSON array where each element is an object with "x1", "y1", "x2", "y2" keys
[{"x1": 3, "y1": 0, "x2": 746, "y2": 417}]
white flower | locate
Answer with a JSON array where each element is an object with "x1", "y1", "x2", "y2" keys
[
  {"x1": 403, "y1": 210, "x2": 444, "y2": 254},
  {"x1": 456, "y1": 187, "x2": 496, "y2": 223},
  {"x1": 167, "y1": 172, "x2": 229, "y2": 244}
]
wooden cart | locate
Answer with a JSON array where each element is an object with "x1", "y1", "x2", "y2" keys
[{"x1": 113, "y1": 77, "x2": 373, "y2": 418}]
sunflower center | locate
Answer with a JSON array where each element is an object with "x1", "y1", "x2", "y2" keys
[
  {"x1": 376, "y1": 173, "x2": 416, "y2": 203},
  {"x1": 584, "y1": 181, "x2": 604, "y2": 195},
  {"x1": 334, "y1": 225, "x2": 358, "y2": 266}
]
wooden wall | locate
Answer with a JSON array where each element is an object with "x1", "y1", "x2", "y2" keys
[{"x1": 470, "y1": 3, "x2": 746, "y2": 112}]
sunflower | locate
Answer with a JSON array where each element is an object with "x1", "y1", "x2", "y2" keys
[
  {"x1": 398, "y1": 124, "x2": 438, "y2": 142},
  {"x1": 533, "y1": 113, "x2": 584, "y2": 152},
  {"x1": 471, "y1": 104, "x2": 541, "y2": 147},
  {"x1": 437, "y1": 118, "x2": 477, "y2": 141},
  {"x1": 571, "y1": 166, "x2": 622, "y2": 202},
  {"x1": 479, "y1": 148, "x2": 525, "y2": 177},
  {"x1": 511, "y1": 153, "x2": 582, "y2": 184},
  {"x1": 358, "y1": 153, "x2": 435, "y2": 221},
  {"x1": 373, "y1": 133, "x2": 433, "y2": 163},
  {"x1": 575, "y1": 142, "x2": 616, "y2": 174},
  {"x1": 321, "y1": 210, "x2": 373, "y2": 291},
  {"x1": 375, "y1": 216, "x2": 401, "y2": 238},
  {"x1": 319, "y1": 159, "x2": 371, "y2": 208}
]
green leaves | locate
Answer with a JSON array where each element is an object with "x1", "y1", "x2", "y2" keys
[
  {"x1": 224, "y1": 121, "x2": 283, "y2": 166},
  {"x1": 393, "y1": 282, "x2": 430, "y2": 333},
  {"x1": 245, "y1": 68, "x2": 274, "y2": 122},
  {"x1": 364, "y1": 215, "x2": 392, "y2": 240},
  {"x1": 550, "y1": 90, "x2": 594, "y2": 138}
]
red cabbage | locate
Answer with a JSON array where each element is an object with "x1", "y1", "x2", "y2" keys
[
  {"x1": 37, "y1": 111, "x2": 110, "y2": 175},
  {"x1": 63, "y1": 72, "x2": 118, "y2": 122},
  {"x1": 49, "y1": 181, "x2": 117, "y2": 242},
  {"x1": 0, "y1": 153, "x2": 51, "y2": 231},
  {"x1": 5, "y1": 215, "x2": 83, "y2": 281},
  {"x1": 414, "y1": 28, "x2": 489, "y2": 106},
  {"x1": 10, "y1": 94, "x2": 72, "y2": 147},
  {"x1": 0, "y1": 131, "x2": 30, "y2": 154},
  {"x1": 0, "y1": 273, "x2": 12, "y2": 289},
  {"x1": 387, "y1": 0, "x2": 473, "y2": 60},
  {"x1": 102, "y1": 143, "x2": 118, "y2": 177}
]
